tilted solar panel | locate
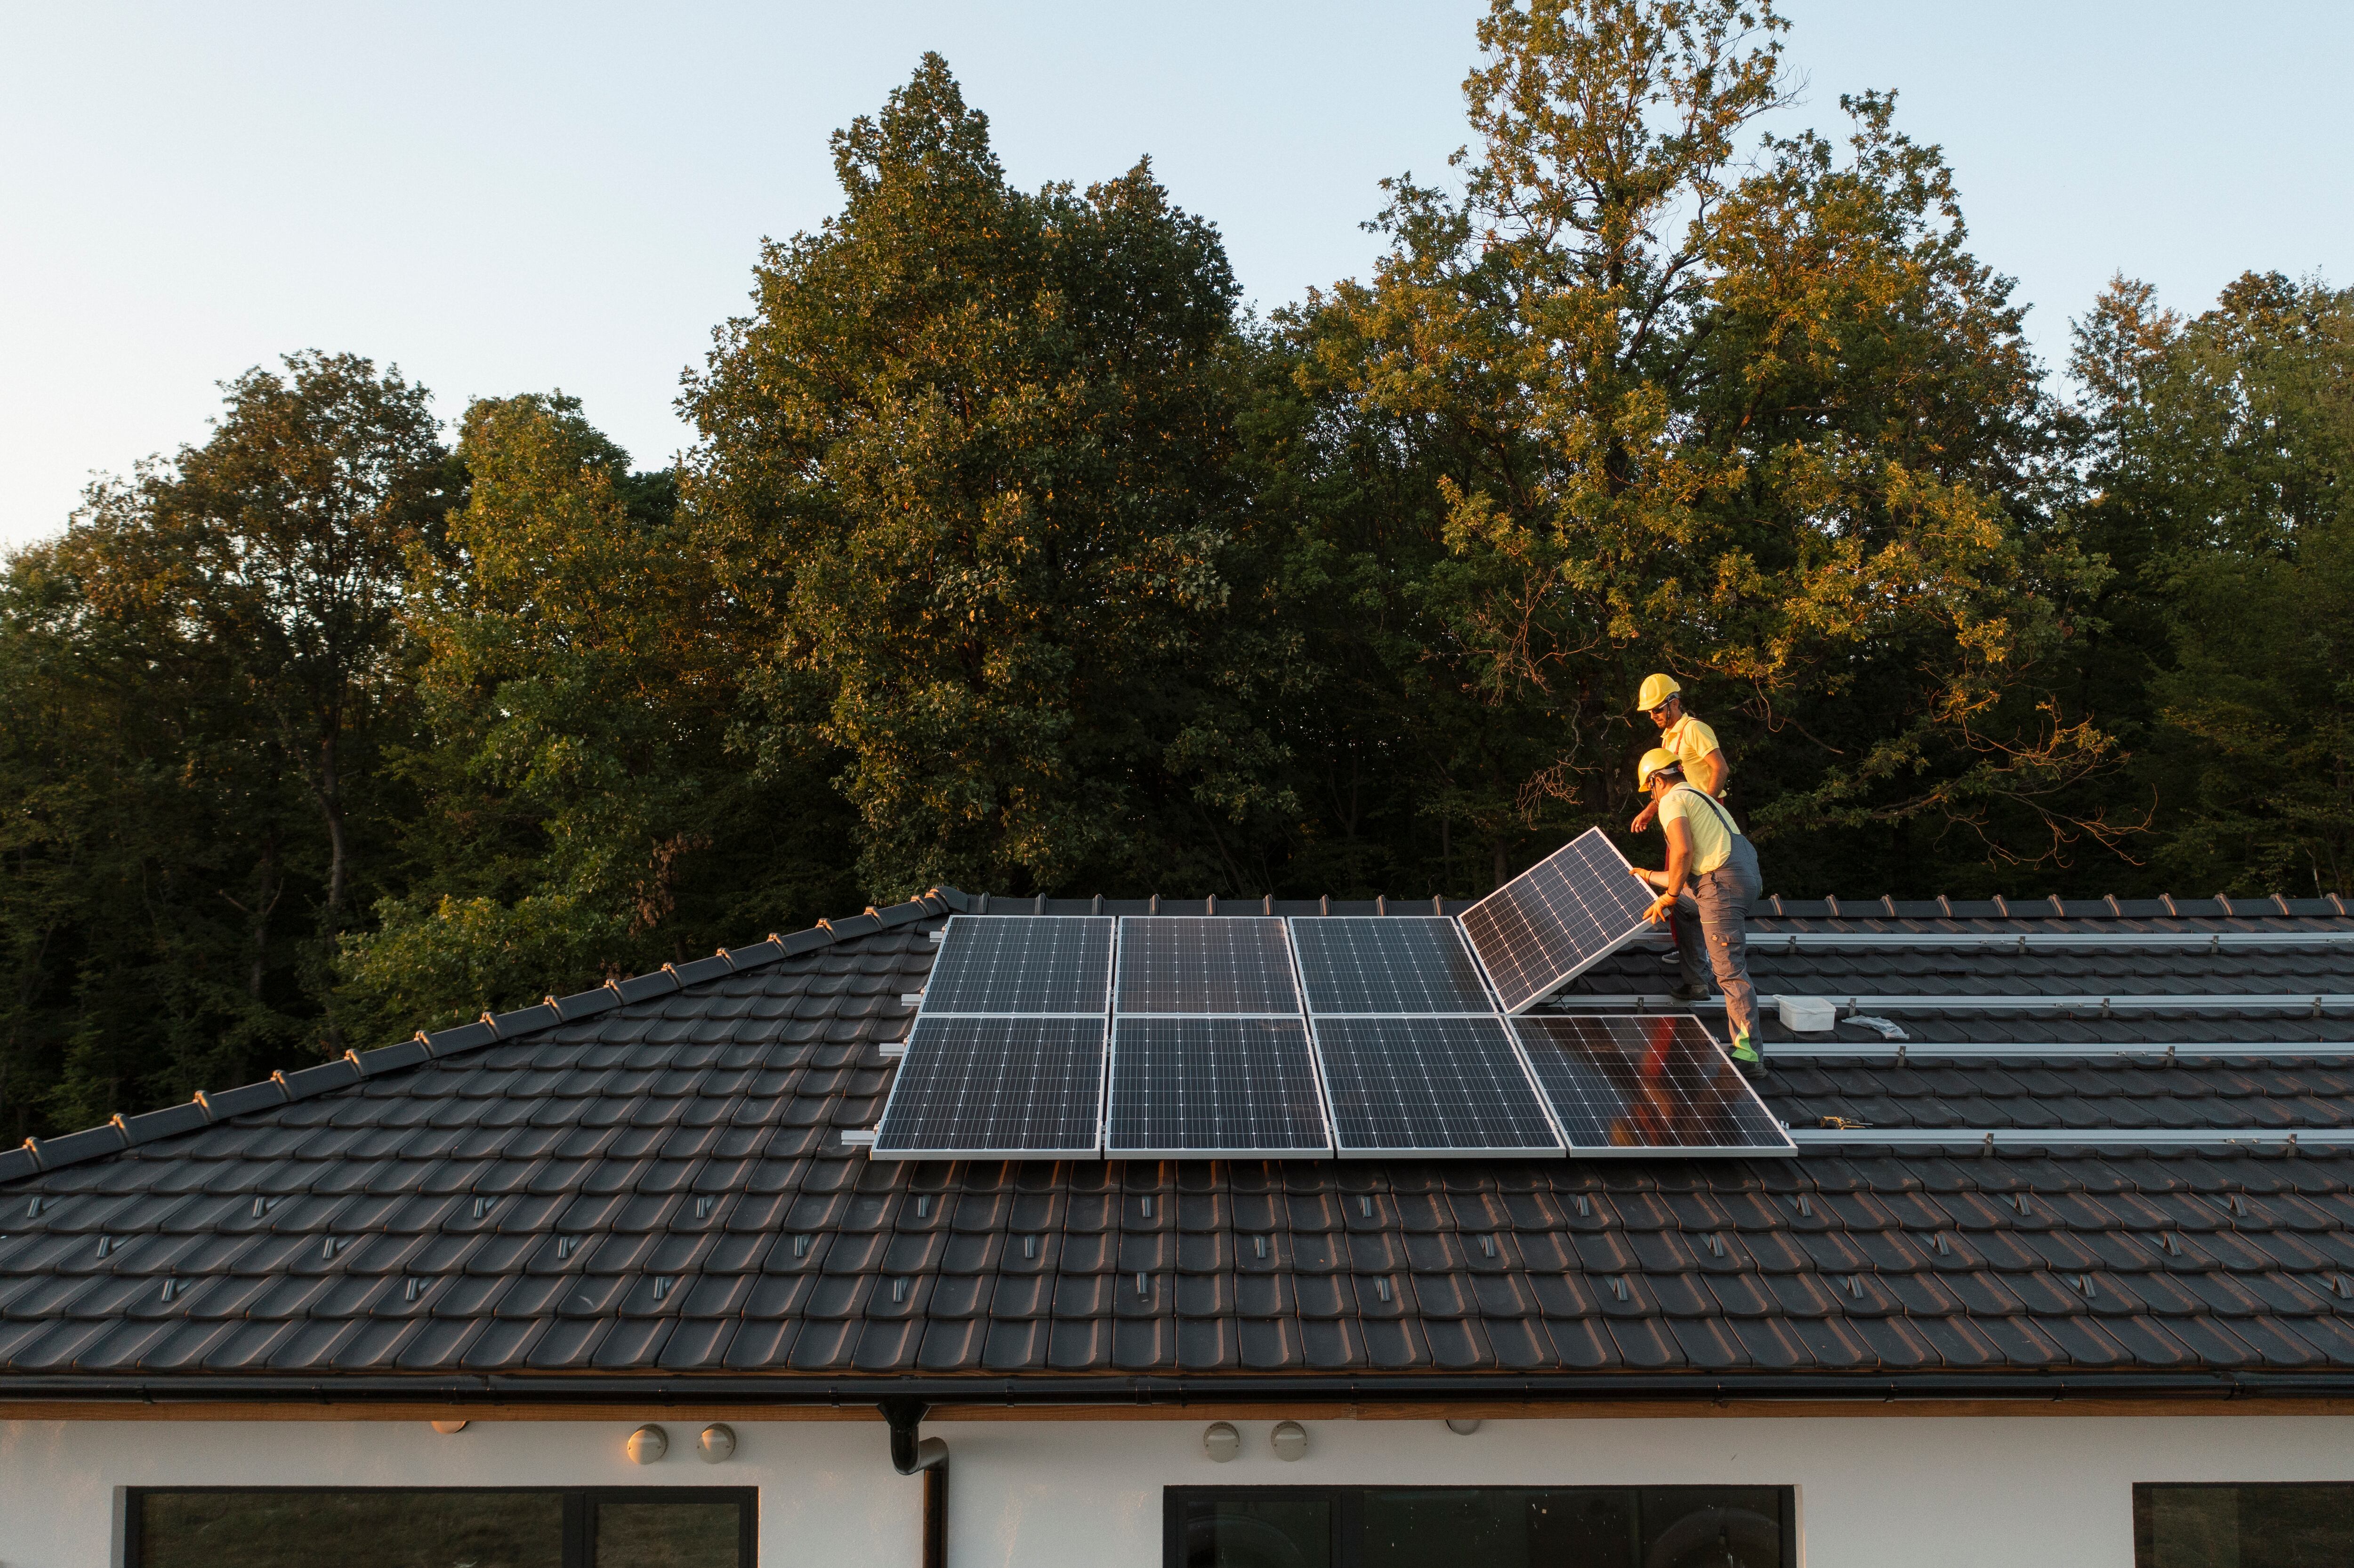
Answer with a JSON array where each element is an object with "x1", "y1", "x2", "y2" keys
[
  {"x1": 1115, "y1": 917, "x2": 1301, "y2": 1014},
  {"x1": 921, "y1": 915, "x2": 1113, "y2": 1014},
  {"x1": 1458, "y1": 828, "x2": 1655, "y2": 1013},
  {"x1": 1311, "y1": 1015, "x2": 1563, "y2": 1157},
  {"x1": 1105, "y1": 1016, "x2": 1330, "y2": 1158},
  {"x1": 1510, "y1": 1013, "x2": 1795, "y2": 1156},
  {"x1": 871, "y1": 1015, "x2": 1107, "y2": 1159},
  {"x1": 1288, "y1": 917, "x2": 1496, "y2": 1014}
]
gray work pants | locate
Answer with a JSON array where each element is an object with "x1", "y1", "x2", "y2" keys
[{"x1": 1669, "y1": 835, "x2": 1763, "y2": 1043}]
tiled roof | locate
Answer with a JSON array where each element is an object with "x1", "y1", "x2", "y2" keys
[{"x1": 4, "y1": 889, "x2": 2354, "y2": 1406}]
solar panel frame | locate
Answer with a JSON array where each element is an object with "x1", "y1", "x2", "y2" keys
[
  {"x1": 1113, "y1": 916, "x2": 1303, "y2": 1015},
  {"x1": 870, "y1": 1014, "x2": 1110, "y2": 1160},
  {"x1": 919, "y1": 914, "x2": 1115, "y2": 1016},
  {"x1": 1288, "y1": 917, "x2": 1500, "y2": 1015},
  {"x1": 1309, "y1": 1014, "x2": 1566, "y2": 1158},
  {"x1": 1458, "y1": 828, "x2": 1658, "y2": 1014},
  {"x1": 1104, "y1": 1015, "x2": 1333, "y2": 1158},
  {"x1": 1509, "y1": 1013, "x2": 1796, "y2": 1158}
]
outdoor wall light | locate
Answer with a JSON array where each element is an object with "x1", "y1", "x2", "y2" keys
[
  {"x1": 1202, "y1": 1421, "x2": 1240, "y2": 1462},
  {"x1": 626, "y1": 1424, "x2": 669, "y2": 1464},
  {"x1": 1270, "y1": 1421, "x2": 1309, "y2": 1462},
  {"x1": 698, "y1": 1423, "x2": 737, "y2": 1463}
]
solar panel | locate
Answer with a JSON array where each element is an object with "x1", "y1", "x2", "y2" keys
[
  {"x1": 921, "y1": 915, "x2": 1113, "y2": 1014},
  {"x1": 1115, "y1": 917, "x2": 1301, "y2": 1014},
  {"x1": 1289, "y1": 917, "x2": 1495, "y2": 1014},
  {"x1": 1310, "y1": 1015, "x2": 1563, "y2": 1156},
  {"x1": 1510, "y1": 1014, "x2": 1795, "y2": 1156},
  {"x1": 1105, "y1": 1017, "x2": 1330, "y2": 1157},
  {"x1": 871, "y1": 1015, "x2": 1107, "y2": 1159},
  {"x1": 1458, "y1": 828, "x2": 1655, "y2": 1013}
]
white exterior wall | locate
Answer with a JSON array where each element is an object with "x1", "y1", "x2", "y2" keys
[{"x1": 5, "y1": 1410, "x2": 2353, "y2": 1567}]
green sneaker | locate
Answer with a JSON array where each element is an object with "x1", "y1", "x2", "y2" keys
[{"x1": 1728, "y1": 1032, "x2": 1763, "y2": 1074}]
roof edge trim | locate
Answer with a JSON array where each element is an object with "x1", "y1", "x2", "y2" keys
[
  {"x1": 2, "y1": 1369, "x2": 2351, "y2": 1409},
  {"x1": 0, "y1": 888, "x2": 959, "y2": 1190}
]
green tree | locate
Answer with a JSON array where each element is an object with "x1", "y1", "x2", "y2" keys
[
  {"x1": 1284, "y1": 0, "x2": 2113, "y2": 892},
  {"x1": 2073, "y1": 272, "x2": 2354, "y2": 895},
  {"x1": 683, "y1": 55, "x2": 1295, "y2": 901},
  {"x1": 339, "y1": 394, "x2": 857, "y2": 1037},
  {"x1": 150, "y1": 353, "x2": 453, "y2": 943},
  {"x1": 0, "y1": 353, "x2": 451, "y2": 1136}
]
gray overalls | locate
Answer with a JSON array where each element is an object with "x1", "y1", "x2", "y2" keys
[{"x1": 1666, "y1": 785, "x2": 1763, "y2": 1044}]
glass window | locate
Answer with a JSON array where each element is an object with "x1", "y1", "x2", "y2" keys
[
  {"x1": 1637, "y1": 1486, "x2": 1788, "y2": 1568},
  {"x1": 135, "y1": 1491, "x2": 564, "y2": 1568},
  {"x1": 1180, "y1": 1493, "x2": 1334, "y2": 1568},
  {"x1": 2136, "y1": 1483, "x2": 2354, "y2": 1568},
  {"x1": 1169, "y1": 1485, "x2": 1790, "y2": 1568},
  {"x1": 131, "y1": 1488, "x2": 753, "y2": 1568},
  {"x1": 595, "y1": 1499, "x2": 748, "y2": 1568}
]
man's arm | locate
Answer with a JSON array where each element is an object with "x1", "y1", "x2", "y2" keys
[
  {"x1": 1686, "y1": 748, "x2": 1727, "y2": 797},
  {"x1": 1639, "y1": 817, "x2": 1693, "y2": 924}
]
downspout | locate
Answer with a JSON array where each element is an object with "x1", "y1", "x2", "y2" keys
[{"x1": 881, "y1": 1398, "x2": 947, "y2": 1568}]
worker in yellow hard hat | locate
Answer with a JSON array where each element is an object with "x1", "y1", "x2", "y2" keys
[
  {"x1": 1628, "y1": 674, "x2": 1728, "y2": 836},
  {"x1": 1631, "y1": 746, "x2": 1765, "y2": 1073}
]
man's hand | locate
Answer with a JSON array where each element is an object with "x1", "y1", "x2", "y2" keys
[
  {"x1": 1629, "y1": 802, "x2": 1658, "y2": 833},
  {"x1": 1643, "y1": 892, "x2": 1677, "y2": 925}
]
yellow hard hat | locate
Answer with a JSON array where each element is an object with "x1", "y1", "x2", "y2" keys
[
  {"x1": 1637, "y1": 747, "x2": 1681, "y2": 789},
  {"x1": 1636, "y1": 673, "x2": 1681, "y2": 711}
]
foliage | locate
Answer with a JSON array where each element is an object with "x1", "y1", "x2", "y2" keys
[
  {"x1": 1284, "y1": 0, "x2": 2114, "y2": 893},
  {"x1": 339, "y1": 394, "x2": 856, "y2": 1037},
  {"x1": 0, "y1": 354, "x2": 451, "y2": 1136},
  {"x1": 683, "y1": 55, "x2": 1296, "y2": 901},
  {"x1": 2073, "y1": 273, "x2": 2354, "y2": 895}
]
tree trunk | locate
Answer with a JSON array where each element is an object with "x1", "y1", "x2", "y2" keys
[
  {"x1": 314, "y1": 733, "x2": 347, "y2": 933},
  {"x1": 250, "y1": 832, "x2": 279, "y2": 1000}
]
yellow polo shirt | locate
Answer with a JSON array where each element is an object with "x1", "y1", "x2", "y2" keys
[
  {"x1": 1662, "y1": 712, "x2": 1724, "y2": 791},
  {"x1": 1658, "y1": 785, "x2": 1740, "y2": 876}
]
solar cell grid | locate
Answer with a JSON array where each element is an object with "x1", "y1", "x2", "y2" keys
[
  {"x1": 871, "y1": 1015, "x2": 1106, "y2": 1158},
  {"x1": 1311, "y1": 1015, "x2": 1563, "y2": 1156},
  {"x1": 921, "y1": 915, "x2": 1113, "y2": 1014},
  {"x1": 1115, "y1": 917, "x2": 1301, "y2": 1014},
  {"x1": 1105, "y1": 1017, "x2": 1330, "y2": 1157},
  {"x1": 1289, "y1": 918, "x2": 1495, "y2": 1014},
  {"x1": 1511, "y1": 1013, "x2": 1795, "y2": 1156},
  {"x1": 1459, "y1": 828, "x2": 1654, "y2": 1013}
]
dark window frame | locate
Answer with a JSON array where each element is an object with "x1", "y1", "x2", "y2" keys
[
  {"x1": 1164, "y1": 1482, "x2": 1798, "y2": 1567},
  {"x1": 123, "y1": 1484, "x2": 758, "y2": 1568}
]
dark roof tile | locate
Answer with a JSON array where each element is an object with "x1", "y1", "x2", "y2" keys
[{"x1": 8, "y1": 899, "x2": 2354, "y2": 1394}]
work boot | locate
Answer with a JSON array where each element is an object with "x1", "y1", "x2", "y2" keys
[{"x1": 1728, "y1": 1030, "x2": 1764, "y2": 1076}]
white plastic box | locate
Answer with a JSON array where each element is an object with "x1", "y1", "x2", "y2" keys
[{"x1": 1777, "y1": 995, "x2": 1838, "y2": 1033}]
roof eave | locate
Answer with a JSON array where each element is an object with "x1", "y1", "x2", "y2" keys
[{"x1": 4, "y1": 1367, "x2": 2352, "y2": 1409}]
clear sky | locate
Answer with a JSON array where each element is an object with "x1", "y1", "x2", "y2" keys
[{"x1": 2, "y1": 1, "x2": 2347, "y2": 549}]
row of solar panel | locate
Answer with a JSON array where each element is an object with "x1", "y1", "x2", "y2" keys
[
  {"x1": 918, "y1": 911, "x2": 1501, "y2": 1018},
  {"x1": 914, "y1": 827, "x2": 1659, "y2": 1019},
  {"x1": 874, "y1": 1008, "x2": 1792, "y2": 1160}
]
